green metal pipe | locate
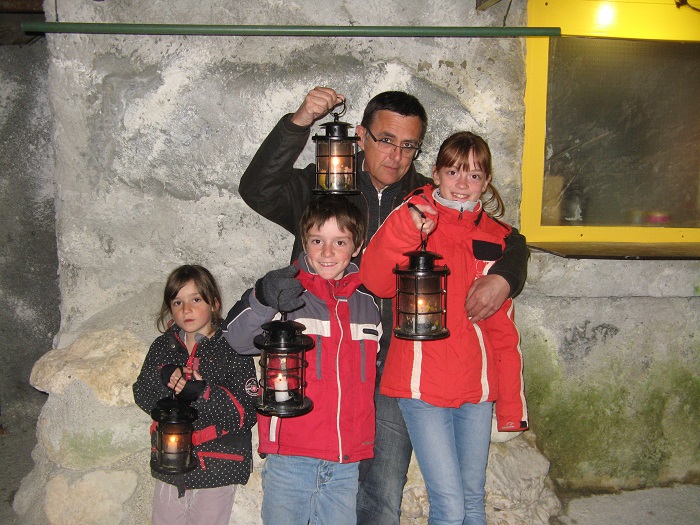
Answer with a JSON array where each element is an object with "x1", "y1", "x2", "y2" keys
[{"x1": 21, "y1": 22, "x2": 560, "y2": 38}]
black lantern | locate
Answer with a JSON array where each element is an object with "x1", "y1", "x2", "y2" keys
[
  {"x1": 312, "y1": 102, "x2": 359, "y2": 195},
  {"x1": 394, "y1": 245, "x2": 450, "y2": 340},
  {"x1": 254, "y1": 316, "x2": 314, "y2": 417},
  {"x1": 150, "y1": 396, "x2": 198, "y2": 474}
]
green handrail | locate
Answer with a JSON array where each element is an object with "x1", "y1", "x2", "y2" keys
[{"x1": 21, "y1": 22, "x2": 560, "y2": 38}]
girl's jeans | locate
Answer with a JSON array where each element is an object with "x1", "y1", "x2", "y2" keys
[{"x1": 398, "y1": 398, "x2": 493, "y2": 525}]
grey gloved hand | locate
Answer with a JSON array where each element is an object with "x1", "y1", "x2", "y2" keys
[{"x1": 255, "y1": 265, "x2": 305, "y2": 312}]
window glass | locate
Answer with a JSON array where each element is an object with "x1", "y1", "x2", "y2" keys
[{"x1": 541, "y1": 37, "x2": 700, "y2": 228}]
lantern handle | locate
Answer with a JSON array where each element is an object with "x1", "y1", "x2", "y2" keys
[
  {"x1": 419, "y1": 223, "x2": 428, "y2": 251},
  {"x1": 168, "y1": 366, "x2": 187, "y2": 399},
  {"x1": 407, "y1": 202, "x2": 429, "y2": 251},
  {"x1": 330, "y1": 100, "x2": 347, "y2": 121}
]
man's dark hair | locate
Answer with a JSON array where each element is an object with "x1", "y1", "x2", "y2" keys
[{"x1": 360, "y1": 91, "x2": 428, "y2": 141}]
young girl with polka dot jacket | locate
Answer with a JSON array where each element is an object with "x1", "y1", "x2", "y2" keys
[{"x1": 133, "y1": 265, "x2": 258, "y2": 525}]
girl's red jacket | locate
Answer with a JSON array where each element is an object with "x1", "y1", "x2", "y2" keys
[{"x1": 360, "y1": 184, "x2": 528, "y2": 431}]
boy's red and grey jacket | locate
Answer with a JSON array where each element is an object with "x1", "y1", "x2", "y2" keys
[
  {"x1": 132, "y1": 324, "x2": 258, "y2": 496},
  {"x1": 223, "y1": 255, "x2": 382, "y2": 463},
  {"x1": 359, "y1": 183, "x2": 528, "y2": 431}
]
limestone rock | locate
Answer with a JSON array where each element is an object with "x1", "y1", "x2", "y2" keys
[
  {"x1": 231, "y1": 470, "x2": 264, "y2": 525},
  {"x1": 30, "y1": 329, "x2": 147, "y2": 406},
  {"x1": 44, "y1": 470, "x2": 138, "y2": 525},
  {"x1": 13, "y1": 445, "x2": 55, "y2": 524},
  {"x1": 485, "y1": 433, "x2": 561, "y2": 524},
  {"x1": 36, "y1": 380, "x2": 149, "y2": 470}
]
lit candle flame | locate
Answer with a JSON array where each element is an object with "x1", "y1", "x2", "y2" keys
[{"x1": 274, "y1": 373, "x2": 291, "y2": 402}]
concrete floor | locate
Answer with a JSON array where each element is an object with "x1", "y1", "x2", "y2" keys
[
  {"x1": 1, "y1": 400, "x2": 699, "y2": 525},
  {"x1": 553, "y1": 485, "x2": 700, "y2": 525}
]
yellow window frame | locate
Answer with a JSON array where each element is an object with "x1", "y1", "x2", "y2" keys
[{"x1": 523, "y1": 0, "x2": 700, "y2": 253}]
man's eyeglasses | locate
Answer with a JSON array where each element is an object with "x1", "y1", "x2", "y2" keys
[{"x1": 365, "y1": 128, "x2": 421, "y2": 160}]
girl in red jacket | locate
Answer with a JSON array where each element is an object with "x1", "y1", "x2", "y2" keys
[{"x1": 360, "y1": 131, "x2": 528, "y2": 525}]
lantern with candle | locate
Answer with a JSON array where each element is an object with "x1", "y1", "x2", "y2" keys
[
  {"x1": 150, "y1": 395, "x2": 198, "y2": 474},
  {"x1": 312, "y1": 101, "x2": 360, "y2": 195},
  {"x1": 394, "y1": 243, "x2": 450, "y2": 340},
  {"x1": 254, "y1": 316, "x2": 314, "y2": 417}
]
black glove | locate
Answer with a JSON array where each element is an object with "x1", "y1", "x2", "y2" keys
[
  {"x1": 177, "y1": 379, "x2": 207, "y2": 402},
  {"x1": 255, "y1": 265, "x2": 305, "y2": 312},
  {"x1": 160, "y1": 364, "x2": 206, "y2": 401},
  {"x1": 160, "y1": 364, "x2": 179, "y2": 387}
]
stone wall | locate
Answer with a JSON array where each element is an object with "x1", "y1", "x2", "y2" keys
[
  {"x1": 9, "y1": 0, "x2": 700, "y2": 523},
  {"x1": 0, "y1": 40, "x2": 58, "y2": 416},
  {"x1": 44, "y1": 2, "x2": 529, "y2": 345},
  {"x1": 522, "y1": 256, "x2": 700, "y2": 490},
  {"x1": 0, "y1": 39, "x2": 58, "y2": 524}
]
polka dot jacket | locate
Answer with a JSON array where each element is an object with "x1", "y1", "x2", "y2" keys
[{"x1": 133, "y1": 322, "x2": 258, "y2": 496}]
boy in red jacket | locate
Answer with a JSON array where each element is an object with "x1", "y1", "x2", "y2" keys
[{"x1": 224, "y1": 196, "x2": 382, "y2": 525}]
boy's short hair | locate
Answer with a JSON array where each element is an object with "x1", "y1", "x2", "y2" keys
[{"x1": 300, "y1": 196, "x2": 366, "y2": 251}]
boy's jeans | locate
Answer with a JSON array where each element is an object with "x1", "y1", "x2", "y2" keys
[
  {"x1": 398, "y1": 398, "x2": 493, "y2": 525},
  {"x1": 262, "y1": 454, "x2": 359, "y2": 525}
]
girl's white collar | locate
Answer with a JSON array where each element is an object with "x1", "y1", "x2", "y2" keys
[{"x1": 433, "y1": 188, "x2": 481, "y2": 213}]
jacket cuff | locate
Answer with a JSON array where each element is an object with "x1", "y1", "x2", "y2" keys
[
  {"x1": 249, "y1": 288, "x2": 278, "y2": 316},
  {"x1": 281, "y1": 113, "x2": 312, "y2": 133},
  {"x1": 488, "y1": 270, "x2": 520, "y2": 298}
]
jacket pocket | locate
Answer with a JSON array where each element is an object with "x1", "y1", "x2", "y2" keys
[
  {"x1": 472, "y1": 239, "x2": 503, "y2": 260},
  {"x1": 197, "y1": 451, "x2": 245, "y2": 470}
]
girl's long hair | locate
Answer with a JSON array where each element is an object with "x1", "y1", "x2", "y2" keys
[{"x1": 157, "y1": 265, "x2": 222, "y2": 333}]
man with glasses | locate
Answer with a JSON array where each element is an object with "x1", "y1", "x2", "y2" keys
[{"x1": 238, "y1": 87, "x2": 529, "y2": 525}]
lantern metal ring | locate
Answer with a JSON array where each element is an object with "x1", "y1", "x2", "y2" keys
[{"x1": 312, "y1": 100, "x2": 360, "y2": 195}]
